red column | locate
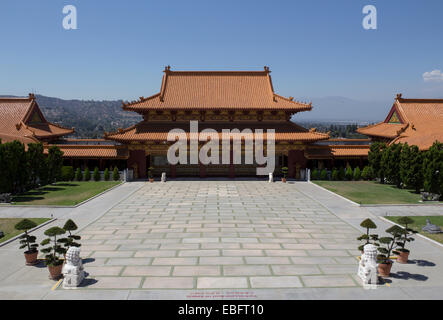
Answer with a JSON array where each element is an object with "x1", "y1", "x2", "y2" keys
[
  {"x1": 170, "y1": 164, "x2": 176, "y2": 179},
  {"x1": 199, "y1": 162, "x2": 206, "y2": 178},
  {"x1": 127, "y1": 150, "x2": 147, "y2": 179},
  {"x1": 229, "y1": 147, "x2": 235, "y2": 178}
]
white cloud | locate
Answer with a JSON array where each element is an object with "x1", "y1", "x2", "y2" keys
[{"x1": 423, "y1": 69, "x2": 443, "y2": 82}]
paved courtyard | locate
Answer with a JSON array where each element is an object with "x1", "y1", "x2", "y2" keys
[
  {"x1": 79, "y1": 181, "x2": 361, "y2": 292},
  {"x1": 1, "y1": 180, "x2": 442, "y2": 299}
]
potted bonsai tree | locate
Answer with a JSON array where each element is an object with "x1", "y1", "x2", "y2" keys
[
  {"x1": 148, "y1": 166, "x2": 155, "y2": 183},
  {"x1": 281, "y1": 167, "x2": 288, "y2": 183},
  {"x1": 394, "y1": 216, "x2": 417, "y2": 264},
  {"x1": 59, "y1": 219, "x2": 81, "y2": 250},
  {"x1": 15, "y1": 219, "x2": 39, "y2": 265},
  {"x1": 40, "y1": 226, "x2": 67, "y2": 280},
  {"x1": 377, "y1": 225, "x2": 403, "y2": 277},
  {"x1": 357, "y1": 218, "x2": 379, "y2": 252}
]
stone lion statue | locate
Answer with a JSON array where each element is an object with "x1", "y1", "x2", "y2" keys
[{"x1": 62, "y1": 247, "x2": 85, "y2": 288}]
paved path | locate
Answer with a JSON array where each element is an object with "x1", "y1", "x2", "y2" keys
[
  {"x1": 1, "y1": 180, "x2": 442, "y2": 299},
  {"x1": 0, "y1": 182, "x2": 145, "y2": 299}
]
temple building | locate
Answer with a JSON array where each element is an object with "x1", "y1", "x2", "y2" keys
[
  {"x1": 357, "y1": 94, "x2": 443, "y2": 150},
  {"x1": 105, "y1": 66, "x2": 369, "y2": 178}
]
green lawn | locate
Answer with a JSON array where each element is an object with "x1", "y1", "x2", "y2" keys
[
  {"x1": 386, "y1": 216, "x2": 443, "y2": 244},
  {"x1": 313, "y1": 181, "x2": 429, "y2": 204},
  {"x1": 0, "y1": 218, "x2": 50, "y2": 243},
  {"x1": 11, "y1": 181, "x2": 121, "y2": 206}
]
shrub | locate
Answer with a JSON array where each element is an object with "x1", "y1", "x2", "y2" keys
[
  {"x1": 84, "y1": 168, "x2": 91, "y2": 181},
  {"x1": 75, "y1": 168, "x2": 83, "y2": 181},
  {"x1": 345, "y1": 165, "x2": 353, "y2": 181},
  {"x1": 331, "y1": 168, "x2": 339, "y2": 181},
  {"x1": 354, "y1": 167, "x2": 361, "y2": 181},
  {"x1": 15, "y1": 219, "x2": 39, "y2": 253},
  {"x1": 361, "y1": 166, "x2": 373, "y2": 181},
  {"x1": 357, "y1": 218, "x2": 379, "y2": 251},
  {"x1": 401, "y1": 145, "x2": 423, "y2": 193},
  {"x1": 60, "y1": 219, "x2": 81, "y2": 248},
  {"x1": 40, "y1": 227, "x2": 66, "y2": 266},
  {"x1": 112, "y1": 167, "x2": 120, "y2": 181},
  {"x1": 394, "y1": 217, "x2": 417, "y2": 253},
  {"x1": 148, "y1": 166, "x2": 155, "y2": 179},
  {"x1": 320, "y1": 168, "x2": 328, "y2": 180},
  {"x1": 93, "y1": 167, "x2": 100, "y2": 181},
  {"x1": 61, "y1": 166, "x2": 75, "y2": 181},
  {"x1": 311, "y1": 169, "x2": 319, "y2": 180},
  {"x1": 282, "y1": 166, "x2": 290, "y2": 179},
  {"x1": 104, "y1": 168, "x2": 110, "y2": 181},
  {"x1": 338, "y1": 166, "x2": 345, "y2": 180}
]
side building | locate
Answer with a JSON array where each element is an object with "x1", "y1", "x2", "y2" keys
[{"x1": 357, "y1": 94, "x2": 443, "y2": 150}]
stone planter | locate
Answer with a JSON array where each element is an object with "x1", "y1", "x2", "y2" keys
[
  {"x1": 281, "y1": 178, "x2": 287, "y2": 183},
  {"x1": 378, "y1": 261, "x2": 393, "y2": 277},
  {"x1": 396, "y1": 250, "x2": 410, "y2": 264},
  {"x1": 149, "y1": 178, "x2": 154, "y2": 183},
  {"x1": 24, "y1": 250, "x2": 39, "y2": 266},
  {"x1": 48, "y1": 264, "x2": 64, "y2": 280}
]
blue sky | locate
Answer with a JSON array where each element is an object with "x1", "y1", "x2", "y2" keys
[{"x1": 1, "y1": 0, "x2": 443, "y2": 103}]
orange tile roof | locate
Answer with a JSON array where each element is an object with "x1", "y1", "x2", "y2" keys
[
  {"x1": 0, "y1": 95, "x2": 74, "y2": 145},
  {"x1": 305, "y1": 145, "x2": 369, "y2": 159},
  {"x1": 105, "y1": 121, "x2": 329, "y2": 143},
  {"x1": 357, "y1": 94, "x2": 443, "y2": 150},
  {"x1": 122, "y1": 67, "x2": 312, "y2": 112},
  {"x1": 44, "y1": 145, "x2": 129, "y2": 159}
]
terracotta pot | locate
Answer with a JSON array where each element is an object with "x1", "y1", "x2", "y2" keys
[
  {"x1": 24, "y1": 250, "x2": 39, "y2": 266},
  {"x1": 282, "y1": 178, "x2": 287, "y2": 183},
  {"x1": 149, "y1": 178, "x2": 154, "y2": 183},
  {"x1": 48, "y1": 264, "x2": 63, "y2": 280},
  {"x1": 396, "y1": 250, "x2": 410, "y2": 264},
  {"x1": 378, "y1": 261, "x2": 393, "y2": 277}
]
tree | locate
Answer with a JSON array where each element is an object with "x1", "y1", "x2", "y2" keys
[
  {"x1": 381, "y1": 143, "x2": 402, "y2": 187},
  {"x1": 47, "y1": 146, "x2": 64, "y2": 184},
  {"x1": 0, "y1": 141, "x2": 28, "y2": 193},
  {"x1": 368, "y1": 142, "x2": 386, "y2": 183},
  {"x1": 354, "y1": 167, "x2": 361, "y2": 180},
  {"x1": 338, "y1": 166, "x2": 345, "y2": 180},
  {"x1": 423, "y1": 141, "x2": 443, "y2": 196},
  {"x1": 104, "y1": 168, "x2": 110, "y2": 181},
  {"x1": 112, "y1": 167, "x2": 120, "y2": 181},
  {"x1": 26, "y1": 143, "x2": 45, "y2": 188},
  {"x1": 93, "y1": 167, "x2": 100, "y2": 181},
  {"x1": 401, "y1": 145, "x2": 423, "y2": 193},
  {"x1": 75, "y1": 168, "x2": 83, "y2": 181},
  {"x1": 84, "y1": 167, "x2": 91, "y2": 181}
]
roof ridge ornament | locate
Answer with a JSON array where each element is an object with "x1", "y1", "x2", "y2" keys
[
  {"x1": 28, "y1": 93, "x2": 35, "y2": 100},
  {"x1": 264, "y1": 66, "x2": 270, "y2": 73},
  {"x1": 396, "y1": 93, "x2": 403, "y2": 100}
]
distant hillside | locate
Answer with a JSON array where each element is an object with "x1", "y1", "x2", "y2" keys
[{"x1": 34, "y1": 95, "x2": 142, "y2": 138}]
